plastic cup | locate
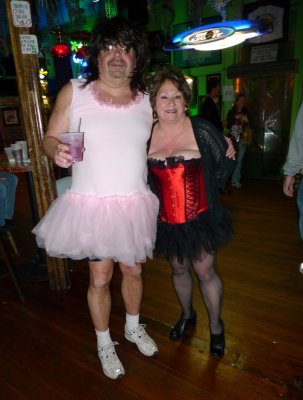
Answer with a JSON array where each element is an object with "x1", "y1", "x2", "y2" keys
[
  {"x1": 60, "y1": 132, "x2": 84, "y2": 162},
  {"x1": 4, "y1": 146, "x2": 14, "y2": 163},
  {"x1": 12, "y1": 143, "x2": 23, "y2": 164},
  {"x1": 16, "y1": 140, "x2": 29, "y2": 161},
  {"x1": 13, "y1": 148, "x2": 23, "y2": 164}
]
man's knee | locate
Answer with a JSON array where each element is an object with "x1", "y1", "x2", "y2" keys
[
  {"x1": 90, "y1": 273, "x2": 112, "y2": 290},
  {"x1": 120, "y1": 262, "x2": 142, "y2": 278},
  {"x1": 89, "y1": 261, "x2": 114, "y2": 289}
]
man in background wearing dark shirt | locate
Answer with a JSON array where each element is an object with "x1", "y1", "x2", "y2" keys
[
  {"x1": 199, "y1": 77, "x2": 223, "y2": 131},
  {"x1": 200, "y1": 77, "x2": 230, "y2": 193}
]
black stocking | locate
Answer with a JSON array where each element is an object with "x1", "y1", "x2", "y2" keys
[
  {"x1": 192, "y1": 253, "x2": 223, "y2": 334},
  {"x1": 169, "y1": 257, "x2": 194, "y2": 319}
]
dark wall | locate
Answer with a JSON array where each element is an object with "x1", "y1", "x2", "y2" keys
[{"x1": 118, "y1": 0, "x2": 149, "y2": 25}]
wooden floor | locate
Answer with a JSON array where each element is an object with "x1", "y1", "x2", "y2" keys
[{"x1": 1, "y1": 175, "x2": 303, "y2": 400}]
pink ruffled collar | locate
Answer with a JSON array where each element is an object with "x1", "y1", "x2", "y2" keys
[{"x1": 89, "y1": 81, "x2": 144, "y2": 109}]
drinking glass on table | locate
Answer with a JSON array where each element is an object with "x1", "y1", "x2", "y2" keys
[
  {"x1": 16, "y1": 140, "x2": 29, "y2": 161},
  {"x1": 4, "y1": 146, "x2": 14, "y2": 163},
  {"x1": 12, "y1": 143, "x2": 23, "y2": 164}
]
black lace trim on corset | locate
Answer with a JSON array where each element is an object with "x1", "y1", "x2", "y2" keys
[{"x1": 147, "y1": 156, "x2": 199, "y2": 167}]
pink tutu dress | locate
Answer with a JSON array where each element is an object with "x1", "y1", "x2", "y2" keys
[{"x1": 32, "y1": 79, "x2": 159, "y2": 267}]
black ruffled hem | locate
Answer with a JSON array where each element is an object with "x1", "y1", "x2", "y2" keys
[{"x1": 155, "y1": 209, "x2": 233, "y2": 263}]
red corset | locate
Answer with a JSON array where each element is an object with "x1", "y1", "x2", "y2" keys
[{"x1": 149, "y1": 158, "x2": 208, "y2": 224}]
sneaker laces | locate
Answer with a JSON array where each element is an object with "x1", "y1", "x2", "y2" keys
[
  {"x1": 97, "y1": 341, "x2": 119, "y2": 359},
  {"x1": 128, "y1": 324, "x2": 148, "y2": 342},
  {"x1": 97, "y1": 341, "x2": 125, "y2": 379}
]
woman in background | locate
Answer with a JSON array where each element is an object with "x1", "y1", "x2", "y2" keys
[
  {"x1": 226, "y1": 93, "x2": 250, "y2": 188},
  {"x1": 147, "y1": 67, "x2": 235, "y2": 357}
]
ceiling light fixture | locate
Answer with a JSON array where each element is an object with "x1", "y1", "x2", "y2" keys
[{"x1": 164, "y1": 19, "x2": 272, "y2": 52}]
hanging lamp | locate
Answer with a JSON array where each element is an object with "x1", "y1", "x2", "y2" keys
[
  {"x1": 50, "y1": 43, "x2": 72, "y2": 58},
  {"x1": 165, "y1": 19, "x2": 272, "y2": 51},
  {"x1": 164, "y1": 0, "x2": 272, "y2": 51},
  {"x1": 50, "y1": 27, "x2": 72, "y2": 58}
]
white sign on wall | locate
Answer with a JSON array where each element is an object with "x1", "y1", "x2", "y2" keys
[
  {"x1": 20, "y1": 34, "x2": 39, "y2": 54},
  {"x1": 250, "y1": 44, "x2": 278, "y2": 64},
  {"x1": 222, "y1": 86, "x2": 235, "y2": 102},
  {"x1": 11, "y1": 0, "x2": 32, "y2": 27}
]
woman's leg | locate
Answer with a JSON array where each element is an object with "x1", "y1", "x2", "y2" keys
[
  {"x1": 168, "y1": 257, "x2": 197, "y2": 340},
  {"x1": 232, "y1": 142, "x2": 246, "y2": 186},
  {"x1": 193, "y1": 253, "x2": 225, "y2": 356},
  {"x1": 170, "y1": 257, "x2": 194, "y2": 318},
  {"x1": 192, "y1": 253, "x2": 223, "y2": 334}
]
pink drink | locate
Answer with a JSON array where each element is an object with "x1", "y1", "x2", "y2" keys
[{"x1": 60, "y1": 132, "x2": 84, "y2": 162}]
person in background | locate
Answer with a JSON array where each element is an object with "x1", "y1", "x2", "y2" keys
[
  {"x1": 283, "y1": 101, "x2": 303, "y2": 244},
  {"x1": 200, "y1": 77, "x2": 230, "y2": 194},
  {"x1": 226, "y1": 93, "x2": 250, "y2": 188},
  {"x1": 147, "y1": 67, "x2": 235, "y2": 358},
  {"x1": 32, "y1": 17, "x2": 159, "y2": 380},
  {"x1": 0, "y1": 172, "x2": 18, "y2": 230},
  {"x1": 199, "y1": 77, "x2": 223, "y2": 132}
]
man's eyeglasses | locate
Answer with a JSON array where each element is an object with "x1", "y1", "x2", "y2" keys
[{"x1": 103, "y1": 44, "x2": 131, "y2": 54}]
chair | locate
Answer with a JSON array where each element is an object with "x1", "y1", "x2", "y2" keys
[
  {"x1": 3, "y1": 229, "x2": 19, "y2": 256},
  {"x1": 0, "y1": 229, "x2": 25, "y2": 301}
]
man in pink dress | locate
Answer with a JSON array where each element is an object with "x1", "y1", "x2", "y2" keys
[{"x1": 33, "y1": 17, "x2": 159, "y2": 380}]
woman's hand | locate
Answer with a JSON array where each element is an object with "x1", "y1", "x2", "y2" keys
[{"x1": 224, "y1": 137, "x2": 236, "y2": 160}]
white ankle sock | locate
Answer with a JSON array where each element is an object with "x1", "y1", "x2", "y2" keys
[
  {"x1": 95, "y1": 328, "x2": 112, "y2": 347},
  {"x1": 126, "y1": 313, "x2": 139, "y2": 331}
]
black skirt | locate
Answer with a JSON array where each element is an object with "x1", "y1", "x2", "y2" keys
[{"x1": 155, "y1": 208, "x2": 233, "y2": 263}]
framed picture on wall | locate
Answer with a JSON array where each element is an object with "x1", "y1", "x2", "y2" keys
[
  {"x1": 243, "y1": 0, "x2": 289, "y2": 45},
  {"x1": 2, "y1": 108, "x2": 19, "y2": 126},
  {"x1": 172, "y1": 17, "x2": 222, "y2": 68}
]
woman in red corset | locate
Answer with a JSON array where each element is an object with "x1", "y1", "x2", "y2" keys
[{"x1": 147, "y1": 67, "x2": 235, "y2": 357}]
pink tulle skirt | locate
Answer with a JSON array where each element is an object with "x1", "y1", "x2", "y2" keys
[{"x1": 32, "y1": 190, "x2": 159, "y2": 267}]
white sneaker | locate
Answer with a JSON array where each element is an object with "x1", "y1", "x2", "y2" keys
[
  {"x1": 125, "y1": 324, "x2": 158, "y2": 356},
  {"x1": 97, "y1": 342, "x2": 125, "y2": 380}
]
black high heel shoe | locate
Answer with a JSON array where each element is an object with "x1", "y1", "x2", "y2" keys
[
  {"x1": 169, "y1": 311, "x2": 197, "y2": 340},
  {"x1": 210, "y1": 320, "x2": 225, "y2": 358}
]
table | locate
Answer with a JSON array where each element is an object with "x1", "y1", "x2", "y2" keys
[{"x1": 0, "y1": 160, "x2": 48, "y2": 282}]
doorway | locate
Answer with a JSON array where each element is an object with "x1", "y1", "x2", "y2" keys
[{"x1": 236, "y1": 74, "x2": 293, "y2": 180}]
